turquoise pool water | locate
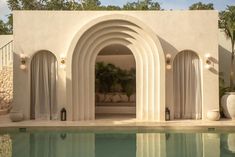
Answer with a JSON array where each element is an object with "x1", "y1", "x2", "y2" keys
[{"x1": 0, "y1": 130, "x2": 235, "y2": 157}]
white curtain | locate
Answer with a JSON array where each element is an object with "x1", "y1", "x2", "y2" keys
[
  {"x1": 30, "y1": 52, "x2": 58, "y2": 120},
  {"x1": 173, "y1": 51, "x2": 202, "y2": 119}
]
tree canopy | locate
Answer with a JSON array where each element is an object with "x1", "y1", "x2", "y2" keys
[
  {"x1": 95, "y1": 62, "x2": 136, "y2": 102},
  {"x1": 0, "y1": 20, "x2": 10, "y2": 35},
  {"x1": 6, "y1": 0, "x2": 161, "y2": 11},
  {"x1": 0, "y1": 0, "x2": 162, "y2": 34},
  {"x1": 189, "y1": 2, "x2": 214, "y2": 10},
  {"x1": 0, "y1": 1, "x2": 234, "y2": 35},
  {"x1": 123, "y1": 0, "x2": 161, "y2": 10},
  {"x1": 0, "y1": 13, "x2": 12, "y2": 35}
]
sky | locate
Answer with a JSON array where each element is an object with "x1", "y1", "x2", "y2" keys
[{"x1": 0, "y1": 0, "x2": 235, "y2": 21}]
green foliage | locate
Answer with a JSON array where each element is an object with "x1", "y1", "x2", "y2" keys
[
  {"x1": 219, "y1": 6, "x2": 235, "y2": 40},
  {"x1": 7, "y1": 0, "x2": 42, "y2": 10},
  {"x1": 95, "y1": 62, "x2": 136, "y2": 102},
  {"x1": 219, "y1": 5, "x2": 235, "y2": 91},
  {"x1": 189, "y1": 2, "x2": 214, "y2": 10},
  {"x1": 123, "y1": 0, "x2": 161, "y2": 10},
  {"x1": 7, "y1": 0, "x2": 83, "y2": 10},
  {"x1": 99, "y1": 5, "x2": 121, "y2": 10},
  {"x1": 3, "y1": 0, "x2": 161, "y2": 34},
  {"x1": 6, "y1": 14, "x2": 13, "y2": 33},
  {"x1": 0, "y1": 20, "x2": 8, "y2": 35},
  {"x1": 119, "y1": 68, "x2": 136, "y2": 101},
  {"x1": 7, "y1": 0, "x2": 160, "y2": 11},
  {"x1": 46, "y1": 0, "x2": 75, "y2": 10},
  {"x1": 95, "y1": 62, "x2": 119, "y2": 94},
  {"x1": 82, "y1": 0, "x2": 101, "y2": 10},
  {"x1": 0, "y1": 19, "x2": 12, "y2": 35}
]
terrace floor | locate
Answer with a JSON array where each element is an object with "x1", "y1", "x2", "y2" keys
[{"x1": 0, "y1": 114, "x2": 235, "y2": 131}]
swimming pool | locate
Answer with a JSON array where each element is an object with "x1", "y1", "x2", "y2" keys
[{"x1": 0, "y1": 129, "x2": 234, "y2": 157}]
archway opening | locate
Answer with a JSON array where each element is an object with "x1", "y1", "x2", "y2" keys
[
  {"x1": 30, "y1": 51, "x2": 58, "y2": 120},
  {"x1": 95, "y1": 44, "x2": 136, "y2": 119},
  {"x1": 173, "y1": 50, "x2": 202, "y2": 120},
  {"x1": 70, "y1": 18, "x2": 165, "y2": 121}
]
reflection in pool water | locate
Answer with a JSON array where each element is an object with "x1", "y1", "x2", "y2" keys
[
  {"x1": 221, "y1": 133, "x2": 235, "y2": 156},
  {"x1": 2, "y1": 131, "x2": 235, "y2": 157},
  {"x1": 0, "y1": 134, "x2": 12, "y2": 157}
]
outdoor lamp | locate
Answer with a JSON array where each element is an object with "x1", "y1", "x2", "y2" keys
[
  {"x1": 166, "y1": 53, "x2": 172, "y2": 69},
  {"x1": 20, "y1": 53, "x2": 27, "y2": 70},
  {"x1": 60, "y1": 108, "x2": 67, "y2": 121},
  {"x1": 205, "y1": 53, "x2": 213, "y2": 69},
  {"x1": 165, "y1": 107, "x2": 170, "y2": 121},
  {"x1": 60, "y1": 54, "x2": 66, "y2": 69}
]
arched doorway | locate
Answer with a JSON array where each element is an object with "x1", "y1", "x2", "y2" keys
[
  {"x1": 68, "y1": 15, "x2": 165, "y2": 121},
  {"x1": 95, "y1": 44, "x2": 136, "y2": 118},
  {"x1": 30, "y1": 51, "x2": 58, "y2": 120},
  {"x1": 173, "y1": 50, "x2": 202, "y2": 120}
]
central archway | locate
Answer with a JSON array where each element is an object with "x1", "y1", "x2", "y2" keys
[
  {"x1": 95, "y1": 44, "x2": 136, "y2": 118},
  {"x1": 67, "y1": 15, "x2": 165, "y2": 121}
]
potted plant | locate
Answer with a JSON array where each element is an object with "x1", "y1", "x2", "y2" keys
[{"x1": 220, "y1": 6, "x2": 235, "y2": 119}]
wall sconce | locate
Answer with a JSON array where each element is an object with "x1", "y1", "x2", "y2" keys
[
  {"x1": 166, "y1": 53, "x2": 172, "y2": 69},
  {"x1": 60, "y1": 54, "x2": 66, "y2": 69},
  {"x1": 205, "y1": 53, "x2": 213, "y2": 69},
  {"x1": 20, "y1": 53, "x2": 27, "y2": 70}
]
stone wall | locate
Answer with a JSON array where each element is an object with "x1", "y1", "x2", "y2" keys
[{"x1": 0, "y1": 67, "x2": 13, "y2": 114}]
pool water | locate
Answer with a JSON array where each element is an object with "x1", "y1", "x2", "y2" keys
[{"x1": 0, "y1": 130, "x2": 235, "y2": 157}]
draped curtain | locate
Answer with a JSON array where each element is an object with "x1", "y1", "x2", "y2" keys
[
  {"x1": 173, "y1": 51, "x2": 202, "y2": 119},
  {"x1": 30, "y1": 52, "x2": 57, "y2": 120}
]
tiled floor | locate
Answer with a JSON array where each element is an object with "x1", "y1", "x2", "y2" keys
[{"x1": 0, "y1": 114, "x2": 235, "y2": 131}]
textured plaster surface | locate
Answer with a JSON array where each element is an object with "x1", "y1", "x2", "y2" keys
[{"x1": 13, "y1": 11, "x2": 219, "y2": 121}]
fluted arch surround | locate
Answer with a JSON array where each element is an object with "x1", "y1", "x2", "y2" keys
[{"x1": 68, "y1": 15, "x2": 165, "y2": 121}]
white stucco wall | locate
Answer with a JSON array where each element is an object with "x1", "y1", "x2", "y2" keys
[
  {"x1": 0, "y1": 35, "x2": 13, "y2": 48},
  {"x1": 13, "y1": 11, "x2": 219, "y2": 121}
]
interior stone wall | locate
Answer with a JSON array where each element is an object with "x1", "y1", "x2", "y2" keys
[{"x1": 0, "y1": 67, "x2": 13, "y2": 114}]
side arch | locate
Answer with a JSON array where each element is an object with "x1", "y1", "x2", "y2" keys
[
  {"x1": 30, "y1": 50, "x2": 58, "y2": 120},
  {"x1": 173, "y1": 50, "x2": 202, "y2": 119},
  {"x1": 67, "y1": 14, "x2": 165, "y2": 121}
]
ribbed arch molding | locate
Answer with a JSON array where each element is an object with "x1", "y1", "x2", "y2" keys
[{"x1": 69, "y1": 16, "x2": 165, "y2": 121}]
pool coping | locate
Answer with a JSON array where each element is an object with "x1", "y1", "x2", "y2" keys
[{"x1": 0, "y1": 117, "x2": 235, "y2": 132}]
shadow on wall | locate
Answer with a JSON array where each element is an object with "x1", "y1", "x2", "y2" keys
[
  {"x1": 208, "y1": 55, "x2": 219, "y2": 75},
  {"x1": 66, "y1": 77, "x2": 72, "y2": 120},
  {"x1": 219, "y1": 45, "x2": 234, "y2": 87},
  {"x1": 158, "y1": 36, "x2": 178, "y2": 120},
  {"x1": 158, "y1": 36, "x2": 178, "y2": 55}
]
